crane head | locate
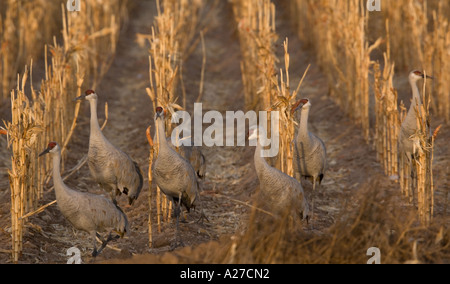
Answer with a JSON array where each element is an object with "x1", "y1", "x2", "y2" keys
[
  {"x1": 248, "y1": 125, "x2": 266, "y2": 141},
  {"x1": 73, "y1": 90, "x2": 97, "y2": 102},
  {"x1": 39, "y1": 142, "x2": 59, "y2": 157},
  {"x1": 291, "y1": 98, "x2": 310, "y2": 114},
  {"x1": 155, "y1": 106, "x2": 166, "y2": 120},
  {"x1": 410, "y1": 70, "x2": 434, "y2": 82}
]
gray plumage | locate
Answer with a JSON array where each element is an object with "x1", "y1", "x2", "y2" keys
[
  {"x1": 76, "y1": 90, "x2": 143, "y2": 205},
  {"x1": 292, "y1": 99, "x2": 327, "y2": 190},
  {"x1": 398, "y1": 70, "x2": 432, "y2": 163},
  {"x1": 167, "y1": 137, "x2": 206, "y2": 181},
  {"x1": 151, "y1": 107, "x2": 205, "y2": 245},
  {"x1": 152, "y1": 109, "x2": 199, "y2": 211},
  {"x1": 40, "y1": 142, "x2": 128, "y2": 257},
  {"x1": 291, "y1": 99, "x2": 326, "y2": 226},
  {"x1": 249, "y1": 126, "x2": 309, "y2": 223}
]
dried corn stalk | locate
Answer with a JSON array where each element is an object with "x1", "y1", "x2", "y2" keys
[
  {"x1": 270, "y1": 40, "x2": 309, "y2": 176},
  {"x1": 384, "y1": 0, "x2": 450, "y2": 122},
  {"x1": 412, "y1": 74, "x2": 435, "y2": 225},
  {"x1": 373, "y1": 22, "x2": 400, "y2": 179},
  {"x1": 2, "y1": 1, "x2": 127, "y2": 263},
  {"x1": 290, "y1": 0, "x2": 382, "y2": 142},
  {"x1": 232, "y1": 0, "x2": 278, "y2": 111},
  {"x1": 4, "y1": 68, "x2": 43, "y2": 263},
  {"x1": 427, "y1": 8, "x2": 450, "y2": 122},
  {"x1": 0, "y1": 0, "x2": 60, "y2": 100}
]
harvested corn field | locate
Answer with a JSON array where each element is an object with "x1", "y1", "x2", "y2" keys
[{"x1": 0, "y1": 0, "x2": 448, "y2": 265}]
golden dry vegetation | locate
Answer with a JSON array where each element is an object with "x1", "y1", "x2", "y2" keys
[{"x1": 0, "y1": 0, "x2": 448, "y2": 264}]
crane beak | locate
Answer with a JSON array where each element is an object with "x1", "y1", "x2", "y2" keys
[
  {"x1": 39, "y1": 147, "x2": 50, "y2": 157},
  {"x1": 128, "y1": 197, "x2": 136, "y2": 206},
  {"x1": 420, "y1": 73, "x2": 434, "y2": 80},
  {"x1": 73, "y1": 94, "x2": 86, "y2": 102},
  {"x1": 291, "y1": 100, "x2": 304, "y2": 115}
]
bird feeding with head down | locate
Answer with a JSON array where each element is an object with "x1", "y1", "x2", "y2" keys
[
  {"x1": 74, "y1": 90, "x2": 143, "y2": 206},
  {"x1": 39, "y1": 142, "x2": 129, "y2": 257}
]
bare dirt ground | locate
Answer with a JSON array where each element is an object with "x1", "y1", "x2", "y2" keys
[{"x1": 0, "y1": 1, "x2": 448, "y2": 264}]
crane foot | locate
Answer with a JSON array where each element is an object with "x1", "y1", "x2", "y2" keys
[
  {"x1": 196, "y1": 210, "x2": 209, "y2": 224},
  {"x1": 93, "y1": 232, "x2": 120, "y2": 257},
  {"x1": 92, "y1": 248, "x2": 99, "y2": 257}
]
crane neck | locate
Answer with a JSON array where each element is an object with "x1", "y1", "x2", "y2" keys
[
  {"x1": 299, "y1": 107, "x2": 310, "y2": 138},
  {"x1": 409, "y1": 79, "x2": 422, "y2": 108},
  {"x1": 156, "y1": 117, "x2": 168, "y2": 150},
  {"x1": 253, "y1": 137, "x2": 270, "y2": 174},
  {"x1": 88, "y1": 98, "x2": 102, "y2": 135},
  {"x1": 51, "y1": 150, "x2": 70, "y2": 200}
]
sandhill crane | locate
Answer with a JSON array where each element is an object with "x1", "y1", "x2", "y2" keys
[
  {"x1": 152, "y1": 106, "x2": 206, "y2": 246},
  {"x1": 39, "y1": 142, "x2": 129, "y2": 257},
  {"x1": 291, "y1": 98, "x2": 326, "y2": 224},
  {"x1": 74, "y1": 90, "x2": 143, "y2": 205},
  {"x1": 399, "y1": 70, "x2": 433, "y2": 163},
  {"x1": 248, "y1": 125, "x2": 309, "y2": 224},
  {"x1": 398, "y1": 70, "x2": 433, "y2": 203}
]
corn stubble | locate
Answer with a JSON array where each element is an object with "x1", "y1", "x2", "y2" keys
[
  {"x1": 204, "y1": 0, "x2": 450, "y2": 263},
  {"x1": 1, "y1": 0, "x2": 448, "y2": 264},
  {"x1": 231, "y1": 0, "x2": 277, "y2": 112},
  {"x1": 0, "y1": 0, "x2": 60, "y2": 101},
  {"x1": 383, "y1": 0, "x2": 449, "y2": 122},
  {"x1": 373, "y1": 22, "x2": 399, "y2": 180},
  {"x1": 291, "y1": 0, "x2": 382, "y2": 142},
  {"x1": 232, "y1": 0, "x2": 309, "y2": 176},
  {"x1": 289, "y1": 0, "x2": 445, "y2": 225},
  {"x1": 214, "y1": 183, "x2": 449, "y2": 264},
  {"x1": 3, "y1": 0, "x2": 127, "y2": 263}
]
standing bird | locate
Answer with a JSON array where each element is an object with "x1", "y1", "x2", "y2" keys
[
  {"x1": 39, "y1": 142, "x2": 128, "y2": 257},
  {"x1": 75, "y1": 90, "x2": 143, "y2": 205},
  {"x1": 399, "y1": 70, "x2": 433, "y2": 163},
  {"x1": 291, "y1": 98, "x2": 326, "y2": 224},
  {"x1": 398, "y1": 70, "x2": 433, "y2": 203},
  {"x1": 248, "y1": 125, "x2": 309, "y2": 224},
  {"x1": 152, "y1": 106, "x2": 205, "y2": 246}
]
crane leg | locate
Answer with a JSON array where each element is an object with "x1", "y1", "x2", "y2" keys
[
  {"x1": 197, "y1": 209, "x2": 209, "y2": 224},
  {"x1": 311, "y1": 179, "x2": 316, "y2": 230},
  {"x1": 172, "y1": 193, "x2": 184, "y2": 249},
  {"x1": 93, "y1": 232, "x2": 120, "y2": 257},
  {"x1": 195, "y1": 196, "x2": 209, "y2": 224},
  {"x1": 410, "y1": 164, "x2": 417, "y2": 207},
  {"x1": 92, "y1": 235, "x2": 99, "y2": 257}
]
